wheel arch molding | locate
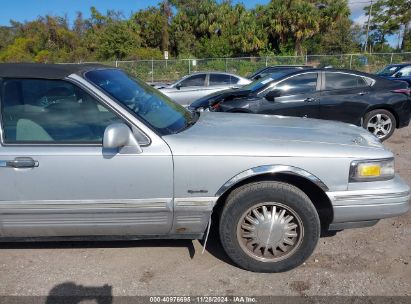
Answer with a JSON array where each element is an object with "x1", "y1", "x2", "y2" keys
[
  {"x1": 213, "y1": 165, "x2": 334, "y2": 234},
  {"x1": 215, "y1": 165, "x2": 329, "y2": 197}
]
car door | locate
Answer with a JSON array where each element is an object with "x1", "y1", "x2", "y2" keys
[
  {"x1": 164, "y1": 73, "x2": 207, "y2": 106},
  {"x1": 257, "y1": 72, "x2": 320, "y2": 118},
  {"x1": 319, "y1": 72, "x2": 372, "y2": 125},
  {"x1": 208, "y1": 73, "x2": 238, "y2": 92},
  {"x1": 0, "y1": 78, "x2": 174, "y2": 237}
]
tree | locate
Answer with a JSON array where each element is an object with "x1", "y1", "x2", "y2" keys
[
  {"x1": 84, "y1": 7, "x2": 141, "y2": 60},
  {"x1": 0, "y1": 26, "x2": 17, "y2": 51},
  {"x1": 161, "y1": 0, "x2": 172, "y2": 52},
  {"x1": 0, "y1": 0, "x2": 402, "y2": 63},
  {"x1": 133, "y1": 7, "x2": 163, "y2": 49},
  {"x1": 364, "y1": 0, "x2": 411, "y2": 51},
  {"x1": 319, "y1": 18, "x2": 361, "y2": 54},
  {"x1": 260, "y1": 0, "x2": 321, "y2": 55}
]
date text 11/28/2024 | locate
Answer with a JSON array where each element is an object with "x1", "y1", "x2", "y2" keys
[{"x1": 149, "y1": 296, "x2": 257, "y2": 303}]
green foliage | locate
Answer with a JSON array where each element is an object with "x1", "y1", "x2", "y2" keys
[
  {"x1": 129, "y1": 48, "x2": 163, "y2": 60},
  {"x1": 319, "y1": 18, "x2": 362, "y2": 54},
  {"x1": 133, "y1": 7, "x2": 163, "y2": 49},
  {"x1": 0, "y1": 37, "x2": 35, "y2": 62},
  {"x1": 0, "y1": 0, "x2": 407, "y2": 63}
]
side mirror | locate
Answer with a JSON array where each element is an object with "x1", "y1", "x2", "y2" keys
[
  {"x1": 175, "y1": 83, "x2": 182, "y2": 90},
  {"x1": 103, "y1": 123, "x2": 142, "y2": 154},
  {"x1": 265, "y1": 89, "x2": 281, "y2": 102},
  {"x1": 395, "y1": 72, "x2": 403, "y2": 78}
]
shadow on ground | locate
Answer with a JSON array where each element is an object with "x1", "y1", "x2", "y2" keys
[
  {"x1": 46, "y1": 282, "x2": 113, "y2": 304},
  {"x1": 0, "y1": 229, "x2": 236, "y2": 267}
]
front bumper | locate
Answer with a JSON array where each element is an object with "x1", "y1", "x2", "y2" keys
[{"x1": 326, "y1": 175, "x2": 410, "y2": 230}]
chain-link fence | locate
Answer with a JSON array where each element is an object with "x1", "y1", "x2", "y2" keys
[{"x1": 82, "y1": 52, "x2": 411, "y2": 82}]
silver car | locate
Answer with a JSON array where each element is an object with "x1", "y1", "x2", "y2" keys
[
  {"x1": 156, "y1": 72, "x2": 251, "y2": 106},
  {"x1": 0, "y1": 63, "x2": 409, "y2": 273}
]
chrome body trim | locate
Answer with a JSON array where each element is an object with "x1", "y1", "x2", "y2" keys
[
  {"x1": 215, "y1": 165, "x2": 329, "y2": 196},
  {"x1": 171, "y1": 197, "x2": 217, "y2": 234},
  {"x1": 332, "y1": 191, "x2": 410, "y2": 202},
  {"x1": 327, "y1": 175, "x2": 410, "y2": 227},
  {"x1": 0, "y1": 198, "x2": 171, "y2": 211},
  {"x1": 0, "y1": 198, "x2": 174, "y2": 237},
  {"x1": 328, "y1": 220, "x2": 379, "y2": 230}
]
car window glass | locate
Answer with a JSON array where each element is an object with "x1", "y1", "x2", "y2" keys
[
  {"x1": 86, "y1": 69, "x2": 192, "y2": 135},
  {"x1": 231, "y1": 76, "x2": 240, "y2": 84},
  {"x1": 274, "y1": 73, "x2": 317, "y2": 95},
  {"x1": 1, "y1": 79, "x2": 123, "y2": 143},
  {"x1": 397, "y1": 66, "x2": 411, "y2": 77},
  {"x1": 179, "y1": 74, "x2": 206, "y2": 87},
  {"x1": 377, "y1": 65, "x2": 401, "y2": 76},
  {"x1": 209, "y1": 74, "x2": 232, "y2": 86},
  {"x1": 325, "y1": 73, "x2": 368, "y2": 90}
]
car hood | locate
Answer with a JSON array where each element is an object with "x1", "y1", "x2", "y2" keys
[
  {"x1": 149, "y1": 82, "x2": 172, "y2": 89},
  {"x1": 163, "y1": 112, "x2": 391, "y2": 158}
]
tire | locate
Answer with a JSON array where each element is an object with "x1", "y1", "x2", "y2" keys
[
  {"x1": 363, "y1": 109, "x2": 396, "y2": 141},
  {"x1": 219, "y1": 181, "x2": 320, "y2": 273}
]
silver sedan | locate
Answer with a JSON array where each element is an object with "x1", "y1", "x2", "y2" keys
[
  {"x1": 156, "y1": 72, "x2": 251, "y2": 106},
  {"x1": 0, "y1": 63, "x2": 409, "y2": 273}
]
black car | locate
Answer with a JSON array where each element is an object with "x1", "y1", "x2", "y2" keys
[
  {"x1": 189, "y1": 68, "x2": 411, "y2": 141},
  {"x1": 248, "y1": 65, "x2": 313, "y2": 80}
]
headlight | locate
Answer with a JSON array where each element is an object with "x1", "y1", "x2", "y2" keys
[{"x1": 349, "y1": 158, "x2": 395, "y2": 182}]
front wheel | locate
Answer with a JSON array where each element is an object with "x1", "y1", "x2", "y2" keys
[
  {"x1": 363, "y1": 109, "x2": 396, "y2": 141},
  {"x1": 219, "y1": 181, "x2": 320, "y2": 272}
]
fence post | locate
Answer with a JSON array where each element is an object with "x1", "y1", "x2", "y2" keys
[
  {"x1": 305, "y1": 55, "x2": 308, "y2": 65},
  {"x1": 265, "y1": 56, "x2": 268, "y2": 67},
  {"x1": 151, "y1": 58, "x2": 154, "y2": 83},
  {"x1": 115, "y1": 60, "x2": 118, "y2": 68},
  {"x1": 188, "y1": 59, "x2": 191, "y2": 74},
  {"x1": 390, "y1": 53, "x2": 394, "y2": 64},
  {"x1": 225, "y1": 58, "x2": 228, "y2": 72},
  {"x1": 349, "y1": 54, "x2": 353, "y2": 69}
]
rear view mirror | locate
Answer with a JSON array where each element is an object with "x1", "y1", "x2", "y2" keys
[
  {"x1": 395, "y1": 72, "x2": 403, "y2": 78},
  {"x1": 265, "y1": 89, "x2": 281, "y2": 101},
  {"x1": 175, "y1": 83, "x2": 182, "y2": 90},
  {"x1": 103, "y1": 123, "x2": 142, "y2": 154}
]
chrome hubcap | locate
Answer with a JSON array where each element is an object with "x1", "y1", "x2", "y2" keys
[
  {"x1": 237, "y1": 203, "x2": 304, "y2": 262},
  {"x1": 367, "y1": 114, "x2": 392, "y2": 139}
]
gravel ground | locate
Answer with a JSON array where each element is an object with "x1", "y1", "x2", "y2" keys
[{"x1": 0, "y1": 126, "x2": 410, "y2": 298}]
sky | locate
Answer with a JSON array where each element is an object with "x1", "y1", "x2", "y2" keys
[
  {"x1": 0, "y1": 0, "x2": 397, "y2": 47},
  {"x1": 0, "y1": 0, "x2": 265, "y2": 24}
]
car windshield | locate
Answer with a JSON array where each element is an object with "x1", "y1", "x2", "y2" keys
[
  {"x1": 242, "y1": 70, "x2": 291, "y2": 92},
  {"x1": 377, "y1": 65, "x2": 401, "y2": 76},
  {"x1": 86, "y1": 69, "x2": 193, "y2": 135},
  {"x1": 248, "y1": 67, "x2": 267, "y2": 79}
]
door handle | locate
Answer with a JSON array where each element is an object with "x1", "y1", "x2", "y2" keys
[
  {"x1": 357, "y1": 91, "x2": 368, "y2": 96},
  {"x1": 2, "y1": 157, "x2": 39, "y2": 168},
  {"x1": 304, "y1": 97, "x2": 318, "y2": 103}
]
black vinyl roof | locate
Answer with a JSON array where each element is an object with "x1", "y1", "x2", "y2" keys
[{"x1": 0, "y1": 63, "x2": 110, "y2": 79}]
